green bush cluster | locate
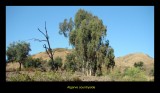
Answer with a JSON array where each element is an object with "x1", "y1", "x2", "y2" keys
[
  {"x1": 123, "y1": 67, "x2": 147, "y2": 81},
  {"x1": 109, "y1": 68, "x2": 123, "y2": 81},
  {"x1": 64, "y1": 53, "x2": 77, "y2": 72},
  {"x1": 149, "y1": 68, "x2": 154, "y2": 76},
  {"x1": 48, "y1": 57, "x2": 62, "y2": 70},
  {"x1": 23, "y1": 57, "x2": 43, "y2": 68},
  {"x1": 134, "y1": 61, "x2": 144, "y2": 69},
  {"x1": 96, "y1": 70, "x2": 102, "y2": 76},
  {"x1": 108, "y1": 67, "x2": 148, "y2": 81}
]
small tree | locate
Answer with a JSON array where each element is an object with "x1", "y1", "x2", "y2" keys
[{"x1": 6, "y1": 41, "x2": 31, "y2": 71}]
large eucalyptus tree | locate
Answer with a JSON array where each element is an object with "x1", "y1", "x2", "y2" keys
[{"x1": 59, "y1": 9, "x2": 115, "y2": 76}]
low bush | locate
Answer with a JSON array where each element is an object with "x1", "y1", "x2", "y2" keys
[
  {"x1": 108, "y1": 67, "x2": 148, "y2": 81},
  {"x1": 64, "y1": 53, "x2": 77, "y2": 72},
  {"x1": 109, "y1": 68, "x2": 123, "y2": 81},
  {"x1": 149, "y1": 68, "x2": 154, "y2": 76},
  {"x1": 71, "y1": 76, "x2": 82, "y2": 81},
  {"x1": 123, "y1": 67, "x2": 147, "y2": 81},
  {"x1": 48, "y1": 57, "x2": 62, "y2": 70},
  {"x1": 96, "y1": 70, "x2": 102, "y2": 76},
  {"x1": 134, "y1": 61, "x2": 144, "y2": 69},
  {"x1": 23, "y1": 57, "x2": 43, "y2": 68}
]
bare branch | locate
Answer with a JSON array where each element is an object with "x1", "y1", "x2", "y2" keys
[
  {"x1": 35, "y1": 39, "x2": 47, "y2": 42},
  {"x1": 45, "y1": 21, "x2": 47, "y2": 32},
  {"x1": 43, "y1": 44, "x2": 48, "y2": 49},
  {"x1": 27, "y1": 38, "x2": 47, "y2": 42},
  {"x1": 45, "y1": 21, "x2": 49, "y2": 39},
  {"x1": 33, "y1": 38, "x2": 47, "y2": 42},
  {"x1": 43, "y1": 44, "x2": 51, "y2": 58},
  {"x1": 38, "y1": 28, "x2": 46, "y2": 37}
]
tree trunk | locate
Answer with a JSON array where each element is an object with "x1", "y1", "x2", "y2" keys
[
  {"x1": 92, "y1": 61, "x2": 97, "y2": 76},
  {"x1": 19, "y1": 62, "x2": 21, "y2": 71},
  {"x1": 89, "y1": 66, "x2": 92, "y2": 76},
  {"x1": 88, "y1": 61, "x2": 91, "y2": 76},
  {"x1": 38, "y1": 22, "x2": 55, "y2": 70},
  {"x1": 86, "y1": 61, "x2": 89, "y2": 76},
  {"x1": 82, "y1": 60, "x2": 85, "y2": 74}
]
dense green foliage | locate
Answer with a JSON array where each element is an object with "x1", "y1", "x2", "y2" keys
[
  {"x1": 149, "y1": 68, "x2": 154, "y2": 76},
  {"x1": 134, "y1": 61, "x2": 144, "y2": 69},
  {"x1": 123, "y1": 67, "x2": 147, "y2": 81},
  {"x1": 109, "y1": 67, "x2": 148, "y2": 81},
  {"x1": 54, "y1": 57, "x2": 63, "y2": 70},
  {"x1": 6, "y1": 41, "x2": 31, "y2": 71},
  {"x1": 64, "y1": 53, "x2": 77, "y2": 72},
  {"x1": 23, "y1": 57, "x2": 42, "y2": 68},
  {"x1": 48, "y1": 57, "x2": 62, "y2": 70},
  {"x1": 59, "y1": 9, "x2": 115, "y2": 76}
]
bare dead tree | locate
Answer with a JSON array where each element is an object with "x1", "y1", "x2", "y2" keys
[{"x1": 35, "y1": 21, "x2": 55, "y2": 70}]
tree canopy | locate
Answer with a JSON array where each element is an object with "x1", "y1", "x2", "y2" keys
[{"x1": 6, "y1": 41, "x2": 31, "y2": 71}]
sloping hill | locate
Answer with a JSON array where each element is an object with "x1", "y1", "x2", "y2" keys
[
  {"x1": 115, "y1": 53, "x2": 154, "y2": 66},
  {"x1": 115, "y1": 53, "x2": 154, "y2": 73},
  {"x1": 32, "y1": 48, "x2": 72, "y2": 63},
  {"x1": 32, "y1": 49, "x2": 154, "y2": 69}
]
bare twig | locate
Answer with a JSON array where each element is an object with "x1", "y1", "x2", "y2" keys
[
  {"x1": 34, "y1": 39, "x2": 47, "y2": 42},
  {"x1": 38, "y1": 28, "x2": 46, "y2": 37},
  {"x1": 27, "y1": 38, "x2": 47, "y2": 42}
]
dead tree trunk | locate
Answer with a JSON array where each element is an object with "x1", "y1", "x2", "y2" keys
[{"x1": 37, "y1": 21, "x2": 55, "y2": 70}]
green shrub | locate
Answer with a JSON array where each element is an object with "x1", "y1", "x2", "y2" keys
[
  {"x1": 54, "y1": 57, "x2": 62, "y2": 69},
  {"x1": 134, "y1": 61, "x2": 144, "y2": 69},
  {"x1": 123, "y1": 67, "x2": 147, "y2": 81},
  {"x1": 124, "y1": 67, "x2": 140, "y2": 77},
  {"x1": 23, "y1": 57, "x2": 42, "y2": 68},
  {"x1": 109, "y1": 68, "x2": 123, "y2": 81},
  {"x1": 149, "y1": 68, "x2": 154, "y2": 76},
  {"x1": 96, "y1": 70, "x2": 102, "y2": 76},
  {"x1": 71, "y1": 76, "x2": 82, "y2": 81},
  {"x1": 48, "y1": 57, "x2": 62, "y2": 70},
  {"x1": 64, "y1": 53, "x2": 77, "y2": 72}
]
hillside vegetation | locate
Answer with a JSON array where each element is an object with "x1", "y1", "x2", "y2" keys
[{"x1": 6, "y1": 48, "x2": 154, "y2": 81}]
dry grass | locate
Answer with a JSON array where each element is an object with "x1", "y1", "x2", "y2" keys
[{"x1": 6, "y1": 62, "x2": 24, "y2": 72}]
